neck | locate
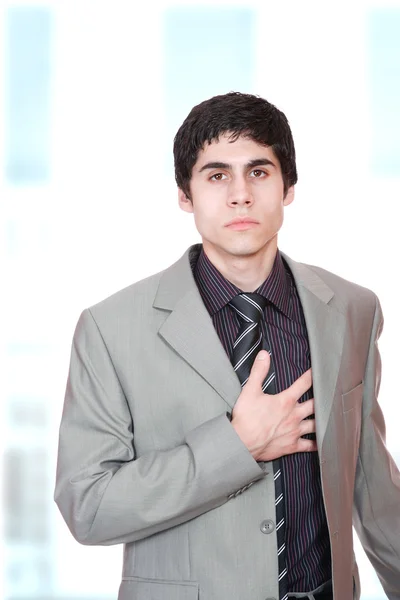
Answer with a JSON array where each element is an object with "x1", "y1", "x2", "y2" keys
[{"x1": 202, "y1": 238, "x2": 278, "y2": 292}]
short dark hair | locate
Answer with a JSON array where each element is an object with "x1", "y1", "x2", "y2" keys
[{"x1": 173, "y1": 91, "x2": 297, "y2": 199}]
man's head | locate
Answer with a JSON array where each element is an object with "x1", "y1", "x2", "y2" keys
[
  {"x1": 174, "y1": 92, "x2": 297, "y2": 264},
  {"x1": 173, "y1": 91, "x2": 297, "y2": 201}
]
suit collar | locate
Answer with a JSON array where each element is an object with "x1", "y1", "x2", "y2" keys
[
  {"x1": 154, "y1": 243, "x2": 335, "y2": 310},
  {"x1": 280, "y1": 251, "x2": 334, "y2": 305},
  {"x1": 153, "y1": 244, "x2": 202, "y2": 311}
]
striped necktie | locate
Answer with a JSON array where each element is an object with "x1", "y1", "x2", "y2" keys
[{"x1": 228, "y1": 293, "x2": 288, "y2": 600}]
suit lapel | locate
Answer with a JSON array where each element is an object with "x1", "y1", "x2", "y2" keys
[
  {"x1": 281, "y1": 252, "x2": 346, "y2": 449},
  {"x1": 154, "y1": 245, "x2": 241, "y2": 410},
  {"x1": 154, "y1": 244, "x2": 346, "y2": 447}
]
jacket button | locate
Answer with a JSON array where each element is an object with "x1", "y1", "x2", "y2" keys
[{"x1": 260, "y1": 519, "x2": 275, "y2": 534}]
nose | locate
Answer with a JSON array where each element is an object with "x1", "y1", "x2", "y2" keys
[{"x1": 227, "y1": 176, "x2": 253, "y2": 207}]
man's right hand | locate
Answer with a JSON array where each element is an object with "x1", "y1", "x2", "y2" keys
[{"x1": 231, "y1": 350, "x2": 316, "y2": 462}]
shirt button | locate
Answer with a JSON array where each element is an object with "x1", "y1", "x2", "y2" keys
[{"x1": 260, "y1": 519, "x2": 275, "y2": 534}]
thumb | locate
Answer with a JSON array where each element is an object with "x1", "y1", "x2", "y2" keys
[{"x1": 248, "y1": 350, "x2": 271, "y2": 388}]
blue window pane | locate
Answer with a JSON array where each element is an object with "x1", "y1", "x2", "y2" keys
[
  {"x1": 368, "y1": 9, "x2": 400, "y2": 176},
  {"x1": 164, "y1": 8, "x2": 255, "y2": 146},
  {"x1": 5, "y1": 7, "x2": 52, "y2": 184}
]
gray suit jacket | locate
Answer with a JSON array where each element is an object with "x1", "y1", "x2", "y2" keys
[{"x1": 55, "y1": 243, "x2": 400, "y2": 600}]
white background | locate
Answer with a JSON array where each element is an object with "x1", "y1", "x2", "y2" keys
[{"x1": 1, "y1": 0, "x2": 399, "y2": 598}]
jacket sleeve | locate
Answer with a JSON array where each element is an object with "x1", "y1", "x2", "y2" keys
[
  {"x1": 54, "y1": 308, "x2": 266, "y2": 546},
  {"x1": 352, "y1": 294, "x2": 400, "y2": 599}
]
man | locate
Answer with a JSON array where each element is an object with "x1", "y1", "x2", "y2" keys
[{"x1": 54, "y1": 92, "x2": 400, "y2": 600}]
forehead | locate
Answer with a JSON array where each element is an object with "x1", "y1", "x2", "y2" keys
[{"x1": 194, "y1": 133, "x2": 278, "y2": 168}]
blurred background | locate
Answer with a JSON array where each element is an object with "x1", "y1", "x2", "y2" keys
[{"x1": 1, "y1": 0, "x2": 400, "y2": 598}]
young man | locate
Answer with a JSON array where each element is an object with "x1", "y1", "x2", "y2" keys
[{"x1": 55, "y1": 92, "x2": 400, "y2": 600}]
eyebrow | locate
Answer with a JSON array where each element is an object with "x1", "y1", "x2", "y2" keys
[{"x1": 198, "y1": 158, "x2": 276, "y2": 173}]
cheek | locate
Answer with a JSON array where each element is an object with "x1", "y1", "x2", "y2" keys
[
  {"x1": 192, "y1": 194, "x2": 221, "y2": 222},
  {"x1": 194, "y1": 206, "x2": 219, "y2": 230}
]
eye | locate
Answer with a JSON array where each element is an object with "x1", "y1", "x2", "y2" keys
[
  {"x1": 210, "y1": 172, "x2": 227, "y2": 181},
  {"x1": 250, "y1": 169, "x2": 267, "y2": 178}
]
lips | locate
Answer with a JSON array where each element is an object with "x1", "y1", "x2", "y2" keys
[
  {"x1": 225, "y1": 217, "x2": 259, "y2": 226},
  {"x1": 226, "y1": 221, "x2": 259, "y2": 231}
]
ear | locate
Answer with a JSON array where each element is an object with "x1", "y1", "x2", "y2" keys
[
  {"x1": 178, "y1": 188, "x2": 194, "y2": 213},
  {"x1": 283, "y1": 185, "x2": 295, "y2": 207}
]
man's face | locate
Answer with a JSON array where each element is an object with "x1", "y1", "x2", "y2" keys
[{"x1": 178, "y1": 133, "x2": 294, "y2": 259}]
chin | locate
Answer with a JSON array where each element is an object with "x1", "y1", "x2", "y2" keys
[
  {"x1": 204, "y1": 236, "x2": 265, "y2": 257},
  {"x1": 224, "y1": 242, "x2": 262, "y2": 257}
]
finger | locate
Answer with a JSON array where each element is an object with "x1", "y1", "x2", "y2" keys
[
  {"x1": 283, "y1": 368, "x2": 312, "y2": 405},
  {"x1": 246, "y1": 350, "x2": 271, "y2": 390},
  {"x1": 299, "y1": 417, "x2": 316, "y2": 436},
  {"x1": 296, "y1": 397, "x2": 315, "y2": 419},
  {"x1": 297, "y1": 438, "x2": 318, "y2": 453}
]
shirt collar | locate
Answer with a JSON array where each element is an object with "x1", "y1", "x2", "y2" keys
[{"x1": 193, "y1": 245, "x2": 295, "y2": 320}]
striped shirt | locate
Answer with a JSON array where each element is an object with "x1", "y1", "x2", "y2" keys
[{"x1": 191, "y1": 244, "x2": 332, "y2": 592}]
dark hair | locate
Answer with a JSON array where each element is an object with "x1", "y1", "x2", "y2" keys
[{"x1": 173, "y1": 91, "x2": 297, "y2": 199}]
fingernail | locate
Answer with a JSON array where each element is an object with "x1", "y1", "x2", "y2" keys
[{"x1": 257, "y1": 351, "x2": 267, "y2": 360}]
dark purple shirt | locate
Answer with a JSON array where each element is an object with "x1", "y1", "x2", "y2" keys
[{"x1": 191, "y1": 244, "x2": 332, "y2": 591}]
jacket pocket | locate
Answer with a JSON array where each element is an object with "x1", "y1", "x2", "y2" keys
[
  {"x1": 341, "y1": 382, "x2": 363, "y2": 413},
  {"x1": 119, "y1": 576, "x2": 199, "y2": 600},
  {"x1": 341, "y1": 383, "x2": 363, "y2": 480}
]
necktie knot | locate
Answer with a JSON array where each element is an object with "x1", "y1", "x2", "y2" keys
[{"x1": 228, "y1": 293, "x2": 268, "y2": 325}]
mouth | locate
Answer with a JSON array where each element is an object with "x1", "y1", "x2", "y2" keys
[
  {"x1": 225, "y1": 222, "x2": 259, "y2": 231},
  {"x1": 225, "y1": 216, "x2": 259, "y2": 226}
]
